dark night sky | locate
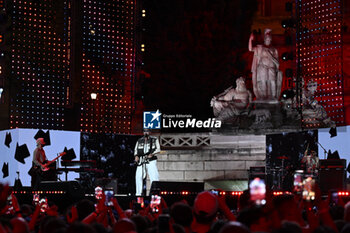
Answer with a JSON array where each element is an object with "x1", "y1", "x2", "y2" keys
[{"x1": 141, "y1": 0, "x2": 258, "y2": 119}]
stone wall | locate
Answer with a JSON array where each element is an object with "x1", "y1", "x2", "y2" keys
[{"x1": 146, "y1": 133, "x2": 266, "y2": 191}]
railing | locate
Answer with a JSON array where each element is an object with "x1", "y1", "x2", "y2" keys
[{"x1": 160, "y1": 134, "x2": 210, "y2": 148}]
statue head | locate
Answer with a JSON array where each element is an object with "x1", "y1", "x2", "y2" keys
[
  {"x1": 306, "y1": 80, "x2": 317, "y2": 92},
  {"x1": 264, "y1": 28, "x2": 272, "y2": 46},
  {"x1": 236, "y1": 77, "x2": 246, "y2": 88}
]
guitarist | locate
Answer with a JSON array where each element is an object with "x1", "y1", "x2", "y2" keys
[
  {"x1": 30, "y1": 138, "x2": 48, "y2": 189},
  {"x1": 134, "y1": 128, "x2": 160, "y2": 196}
]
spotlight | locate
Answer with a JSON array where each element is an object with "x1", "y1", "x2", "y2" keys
[
  {"x1": 90, "y1": 93, "x2": 97, "y2": 100},
  {"x1": 281, "y1": 18, "x2": 296, "y2": 29},
  {"x1": 329, "y1": 127, "x2": 337, "y2": 138},
  {"x1": 281, "y1": 89, "x2": 295, "y2": 99},
  {"x1": 88, "y1": 25, "x2": 95, "y2": 35},
  {"x1": 285, "y1": 68, "x2": 293, "y2": 78},
  {"x1": 282, "y1": 52, "x2": 293, "y2": 61}
]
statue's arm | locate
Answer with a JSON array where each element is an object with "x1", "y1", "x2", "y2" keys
[
  {"x1": 248, "y1": 33, "x2": 256, "y2": 52},
  {"x1": 248, "y1": 91, "x2": 253, "y2": 103},
  {"x1": 214, "y1": 86, "x2": 234, "y2": 100}
]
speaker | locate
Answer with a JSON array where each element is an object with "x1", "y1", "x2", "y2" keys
[
  {"x1": 37, "y1": 181, "x2": 84, "y2": 199},
  {"x1": 150, "y1": 181, "x2": 204, "y2": 195},
  {"x1": 319, "y1": 167, "x2": 346, "y2": 194},
  {"x1": 320, "y1": 159, "x2": 346, "y2": 168}
]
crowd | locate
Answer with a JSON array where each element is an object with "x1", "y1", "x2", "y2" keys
[{"x1": 1, "y1": 182, "x2": 350, "y2": 233}]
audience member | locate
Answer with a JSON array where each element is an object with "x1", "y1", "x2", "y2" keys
[
  {"x1": 237, "y1": 206, "x2": 269, "y2": 232},
  {"x1": 170, "y1": 202, "x2": 193, "y2": 232},
  {"x1": 218, "y1": 221, "x2": 250, "y2": 233},
  {"x1": 0, "y1": 182, "x2": 346, "y2": 233},
  {"x1": 192, "y1": 191, "x2": 218, "y2": 233},
  {"x1": 76, "y1": 199, "x2": 95, "y2": 221},
  {"x1": 113, "y1": 218, "x2": 136, "y2": 233},
  {"x1": 10, "y1": 217, "x2": 30, "y2": 233}
]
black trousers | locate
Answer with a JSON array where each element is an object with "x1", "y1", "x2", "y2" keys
[
  {"x1": 30, "y1": 167, "x2": 42, "y2": 189},
  {"x1": 29, "y1": 163, "x2": 44, "y2": 190}
]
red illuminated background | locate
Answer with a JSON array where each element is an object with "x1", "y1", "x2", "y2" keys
[
  {"x1": 0, "y1": 0, "x2": 348, "y2": 133},
  {"x1": 0, "y1": 0, "x2": 136, "y2": 134}
]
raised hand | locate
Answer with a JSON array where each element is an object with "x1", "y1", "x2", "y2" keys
[
  {"x1": 0, "y1": 184, "x2": 11, "y2": 213},
  {"x1": 11, "y1": 193, "x2": 21, "y2": 214},
  {"x1": 46, "y1": 205, "x2": 58, "y2": 216},
  {"x1": 67, "y1": 205, "x2": 78, "y2": 224}
]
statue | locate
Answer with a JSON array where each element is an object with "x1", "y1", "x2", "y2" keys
[
  {"x1": 249, "y1": 29, "x2": 283, "y2": 101},
  {"x1": 302, "y1": 79, "x2": 335, "y2": 127},
  {"x1": 210, "y1": 77, "x2": 252, "y2": 122}
]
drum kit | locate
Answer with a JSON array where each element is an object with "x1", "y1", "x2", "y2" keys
[{"x1": 269, "y1": 156, "x2": 291, "y2": 190}]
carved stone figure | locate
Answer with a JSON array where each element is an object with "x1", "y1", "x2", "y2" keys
[
  {"x1": 210, "y1": 77, "x2": 252, "y2": 122},
  {"x1": 302, "y1": 79, "x2": 335, "y2": 127},
  {"x1": 249, "y1": 29, "x2": 283, "y2": 101}
]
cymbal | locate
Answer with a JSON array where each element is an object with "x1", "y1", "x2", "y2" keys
[{"x1": 276, "y1": 156, "x2": 289, "y2": 160}]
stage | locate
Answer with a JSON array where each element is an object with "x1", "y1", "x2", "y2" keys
[{"x1": 1, "y1": 128, "x2": 350, "y2": 197}]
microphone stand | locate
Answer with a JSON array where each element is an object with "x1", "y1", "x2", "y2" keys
[{"x1": 315, "y1": 141, "x2": 328, "y2": 159}]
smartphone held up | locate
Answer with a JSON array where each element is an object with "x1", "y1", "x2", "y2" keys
[
  {"x1": 249, "y1": 177, "x2": 266, "y2": 205},
  {"x1": 104, "y1": 190, "x2": 114, "y2": 206},
  {"x1": 150, "y1": 195, "x2": 161, "y2": 213},
  {"x1": 293, "y1": 170, "x2": 304, "y2": 194},
  {"x1": 302, "y1": 176, "x2": 316, "y2": 201}
]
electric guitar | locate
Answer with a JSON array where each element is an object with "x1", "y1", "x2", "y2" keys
[
  {"x1": 41, "y1": 152, "x2": 66, "y2": 171},
  {"x1": 136, "y1": 151, "x2": 165, "y2": 166}
]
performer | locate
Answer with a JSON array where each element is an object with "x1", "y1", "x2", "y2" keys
[
  {"x1": 134, "y1": 128, "x2": 160, "y2": 196},
  {"x1": 301, "y1": 148, "x2": 319, "y2": 175},
  {"x1": 30, "y1": 138, "x2": 48, "y2": 189},
  {"x1": 249, "y1": 29, "x2": 283, "y2": 100}
]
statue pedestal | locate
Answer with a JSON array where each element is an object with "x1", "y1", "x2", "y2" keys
[
  {"x1": 250, "y1": 100, "x2": 283, "y2": 129},
  {"x1": 253, "y1": 100, "x2": 279, "y2": 105},
  {"x1": 212, "y1": 99, "x2": 304, "y2": 133}
]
